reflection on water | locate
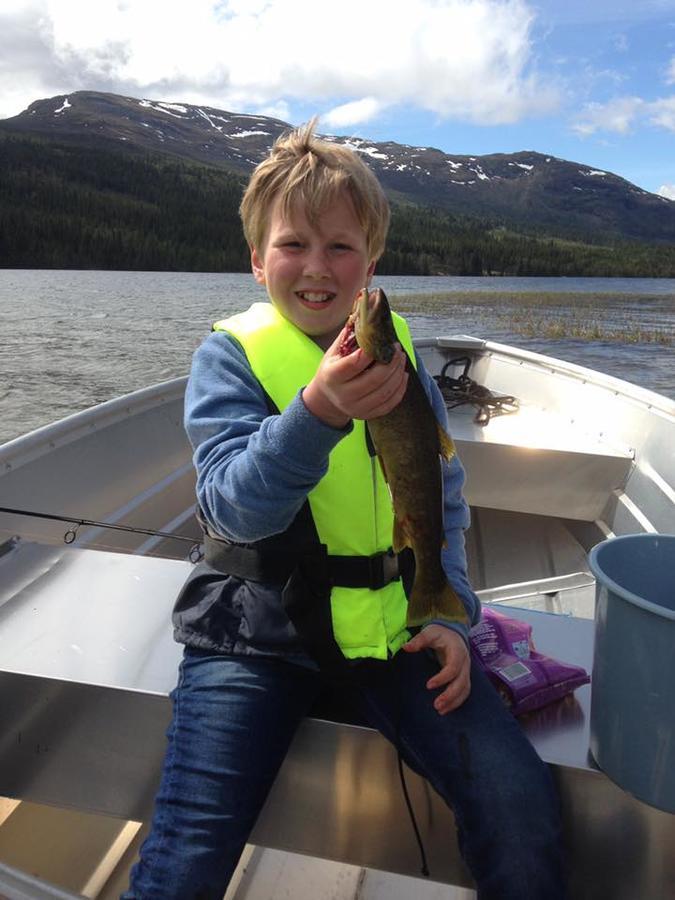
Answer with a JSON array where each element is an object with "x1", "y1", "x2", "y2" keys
[{"x1": 1, "y1": 270, "x2": 674, "y2": 444}]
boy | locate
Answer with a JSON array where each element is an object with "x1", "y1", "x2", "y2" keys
[{"x1": 125, "y1": 122, "x2": 566, "y2": 899}]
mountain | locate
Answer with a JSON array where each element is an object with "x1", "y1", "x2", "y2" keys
[
  {"x1": 3, "y1": 90, "x2": 674, "y2": 247},
  {"x1": 2, "y1": 91, "x2": 675, "y2": 275},
  {"x1": 0, "y1": 91, "x2": 283, "y2": 174}
]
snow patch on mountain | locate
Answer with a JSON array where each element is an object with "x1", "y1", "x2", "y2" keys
[
  {"x1": 470, "y1": 164, "x2": 490, "y2": 181},
  {"x1": 139, "y1": 100, "x2": 186, "y2": 118},
  {"x1": 197, "y1": 109, "x2": 223, "y2": 131},
  {"x1": 225, "y1": 130, "x2": 271, "y2": 139},
  {"x1": 343, "y1": 140, "x2": 388, "y2": 160}
]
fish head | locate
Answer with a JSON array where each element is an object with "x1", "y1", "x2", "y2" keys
[{"x1": 348, "y1": 287, "x2": 397, "y2": 363}]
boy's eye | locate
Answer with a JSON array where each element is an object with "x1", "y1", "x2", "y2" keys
[{"x1": 332, "y1": 243, "x2": 352, "y2": 252}]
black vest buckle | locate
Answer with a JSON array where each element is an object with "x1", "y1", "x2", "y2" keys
[{"x1": 367, "y1": 549, "x2": 400, "y2": 590}]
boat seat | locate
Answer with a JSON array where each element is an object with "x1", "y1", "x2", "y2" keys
[
  {"x1": 447, "y1": 403, "x2": 634, "y2": 521},
  {"x1": 0, "y1": 539, "x2": 187, "y2": 822},
  {"x1": 0, "y1": 538, "x2": 187, "y2": 694}
]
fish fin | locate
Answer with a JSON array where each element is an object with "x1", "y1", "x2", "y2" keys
[
  {"x1": 392, "y1": 515, "x2": 410, "y2": 553},
  {"x1": 437, "y1": 424, "x2": 456, "y2": 462},
  {"x1": 406, "y1": 579, "x2": 468, "y2": 628}
]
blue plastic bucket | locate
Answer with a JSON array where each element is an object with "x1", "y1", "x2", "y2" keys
[{"x1": 589, "y1": 533, "x2": 675, "y2": 813}]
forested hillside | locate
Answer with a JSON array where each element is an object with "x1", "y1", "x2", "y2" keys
[
  {"x1": 2, "y1": 133, "x2": 675, "y2": 276},
  {"x1": 0, "y1": 135, "x2": 248, "y2": 271}
]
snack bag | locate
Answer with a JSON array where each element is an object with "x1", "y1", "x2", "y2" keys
[{"x1": 469, "y1": 608, "x2": 590, "y2": 715}]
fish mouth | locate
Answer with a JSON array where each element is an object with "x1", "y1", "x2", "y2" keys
[
  {"x1": 356, "y1": 287, "x2": 385, "y2": 337},
  {"x1": 339, "y1": 313, "x2": 359, "y2": 356},
  {"x1": 338, "y1": 288, "x2": 381, "y2": 356},
  {"x1": 338, "y1": 289, "x2": 366, "y2": 356},
  {"x1": 360, "y1": 287, "x2": 381, "y2": 324}
]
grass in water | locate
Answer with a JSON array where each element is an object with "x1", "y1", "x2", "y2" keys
[
  {"x1": 506, "y1": 313, "x2": 671, "y2": 344},
  {"x1": 392, "y1": 290, "x2": 669, "y2": 308},
  {"x1": 391, "y1": 291, "x2": 673, "y2": 345}
]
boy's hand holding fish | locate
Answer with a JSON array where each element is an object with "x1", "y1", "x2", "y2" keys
[{"x1": 303, "y1": 329, "x2": 409, "y2": 428}]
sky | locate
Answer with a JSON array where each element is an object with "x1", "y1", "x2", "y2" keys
[{"x1": 1, "y1": 0, "x2": 674, "y2": 199}]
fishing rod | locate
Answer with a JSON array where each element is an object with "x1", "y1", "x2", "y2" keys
[{"x1": 0, "y1": 505, "x2": 203, "y2": 560}]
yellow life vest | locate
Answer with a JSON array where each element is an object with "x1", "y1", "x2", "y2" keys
[{"x1": 213, "y1": 301, "x2": 417, "y2": 660}]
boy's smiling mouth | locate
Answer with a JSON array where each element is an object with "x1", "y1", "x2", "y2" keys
[{"x1": 296, "y1": 291, "x2": 336, "y2": 306}]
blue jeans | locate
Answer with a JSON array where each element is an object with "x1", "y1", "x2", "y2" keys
[{"x1": 124, "y1": 648, "x2": 566, "y2": 899}]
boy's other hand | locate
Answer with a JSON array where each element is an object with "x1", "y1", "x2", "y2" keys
[
  {"x1": 403, "y1": 625, "x2": 471, "y2": 714},
  {"x1": 303, "y1": 326, "x2": 408, "y2": 428}
]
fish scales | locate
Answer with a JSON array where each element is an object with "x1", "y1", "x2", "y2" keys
[{"x1": 344, "y1": 287, "x2": 468, "y2": 627}]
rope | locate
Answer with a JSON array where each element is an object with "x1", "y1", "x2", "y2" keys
[
  {"x1": 434, "y1": 356, "x2": 519, "y2": 426},
  {"x1": 397, "y1": 749, "x2": 430, "y2": 877},
  {"x1": 395, "y1": 660, "x2": 430, "y2": 878}
]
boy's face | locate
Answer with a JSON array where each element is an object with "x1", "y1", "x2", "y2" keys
[{"x1": 251, "y1": 191, "x2": 376, "y2": 350}]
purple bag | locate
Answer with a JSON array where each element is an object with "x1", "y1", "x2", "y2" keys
[{"x1": 469, "y1": 608, "x2": 590, "y2": 716}]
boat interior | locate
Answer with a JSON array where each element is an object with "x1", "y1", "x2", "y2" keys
[{"x1": 0, "y1": 335, "x2": 673, "y2": 899}]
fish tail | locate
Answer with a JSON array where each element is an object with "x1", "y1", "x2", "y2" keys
[{"x1": 406, "y1": 579, "x2": 469, "y2": 628}]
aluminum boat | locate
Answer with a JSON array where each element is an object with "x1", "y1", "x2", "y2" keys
[{"x1": 1, "y1": 334, "x2": 673, "y2": 900}]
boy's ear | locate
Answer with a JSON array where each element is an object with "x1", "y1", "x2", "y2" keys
[
  {"x1": 366, "y1": 259, "x2": 376, "y2": 283},
  {"x1": 251, "y1": 246, "x2": 265, "y2": 285}
]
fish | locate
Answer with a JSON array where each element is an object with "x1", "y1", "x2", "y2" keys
[{"x1": 340, "y1": 287, "x2": 469, "y2": 628}]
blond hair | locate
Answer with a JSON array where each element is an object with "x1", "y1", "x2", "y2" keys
[{"x1": 239, "y1": 119, "x2": 390, "y2": 261}]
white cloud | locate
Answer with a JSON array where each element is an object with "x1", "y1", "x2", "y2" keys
[
  {"x1": 657, "y1": 183, "x2": 675, "y2": 200},
  {"x1": 323, "y1": 98, "x2": 383, "y2": 128},
  {"x1": 572, "y1": 97, "x2": 644, "y2": 135},
  {"x1": 0, "y1": 0, "x2": 558, "y2": 126},
  {"x1": 254, "y1": 101, "x2": 292, "y2": 122},
  {"x1": 572, "y1": 92, "x2": 675, "y2": 136},
  {"x1": 649, "y1": 96, "x2": 675, "y2": 130},
  {"x1": 667, "y1": 57, "x2": 675, "y2": 85}
]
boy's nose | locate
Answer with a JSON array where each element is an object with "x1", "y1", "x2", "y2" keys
[{"x1": 303, "y1": 248, "x2": 330, "y2": 277}]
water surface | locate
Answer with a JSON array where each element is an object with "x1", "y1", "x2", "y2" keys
[{"x1": 1, "y1": 270, "x2": 673, "y2": 445}]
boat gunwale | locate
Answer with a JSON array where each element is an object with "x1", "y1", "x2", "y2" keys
[
  {"x1": 0, "y1": 376, "x2": 189, "y2": 467},
  {"x1": 417, "y1": 335, "x2": 675, "y2": 419}
]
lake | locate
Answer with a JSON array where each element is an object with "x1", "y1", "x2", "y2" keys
[{"x1": 1, "y1": 270, "x2": 673, "y2": 445}]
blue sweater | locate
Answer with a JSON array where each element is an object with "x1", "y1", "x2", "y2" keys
[{"x1": 182, "y1": 328, "x2": 480, "y2": 647}]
